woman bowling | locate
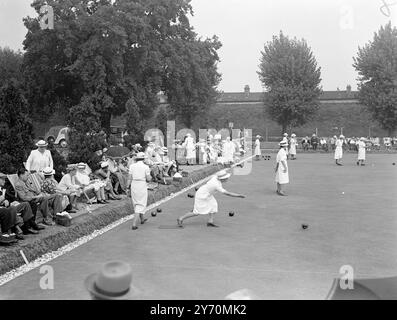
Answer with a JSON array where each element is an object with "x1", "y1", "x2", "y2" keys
[{"x1": 177, "y1": 170, "x2": 245, "y2": 228}]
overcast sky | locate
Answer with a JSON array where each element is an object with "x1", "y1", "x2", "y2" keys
[{"x1": 0, "y1": 0, "x2": 395, "y2": 92}]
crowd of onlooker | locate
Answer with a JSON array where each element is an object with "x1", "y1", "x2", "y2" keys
[
  {"x1": 1, "y1": 131, "x2": 248, "y2": 245},
  {"x1": 295, "y1": 134, "x2": 397, "y2": 152}
]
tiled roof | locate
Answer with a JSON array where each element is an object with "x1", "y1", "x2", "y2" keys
[{"x1": 216, "y1": 91, "x2": 358, "y2": 103}]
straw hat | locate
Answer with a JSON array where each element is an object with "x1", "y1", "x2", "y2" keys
[
  {"x1": 135, "y1": 152, "x2": 146, "y2": 160},
  {"x1": 77, "y1": 163, "x2": 86, "y2": 169},
  {"x1": 36, "y1": 140, "x2": 48, "y2": 147},
  {"x1": 43, "y1": 167, "x2": 55, "y2": 176},
  {"x1": 216, "y1": 170, "x2": 231, "y2": 180},
  {"x1": 85, "y1": 261, "x2": 135, "y2": 300},
  {"x1": 100, "y1": 162, "x2": 109, "y2": 169}
]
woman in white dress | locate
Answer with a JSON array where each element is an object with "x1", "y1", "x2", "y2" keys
[
  {"x1": 334, "y1": 135, "x2": 344, "y2": 166},
  {"x1": 357, "y1": 137, "x2": 367, "y2": 166},
  {"x1": 275, "y1": 141, "x2": 289, "y2": 196},
  {"x1": 127, "y1": 152, "x2": 151, "y2": 230},
  {"x1": 177, "y1": 170, "x2": 245, "y2": 228},
  {"x1": 289, "y1": 133, "x2": 297, "y2": 160},
  {"x1": 184, "y1": 133, "x2": 196, "y2": 165},
  {"x1": 254, "y1": 135, "x2": 261, "y2": 160}
]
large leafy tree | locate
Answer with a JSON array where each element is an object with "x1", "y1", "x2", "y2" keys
[
  {"x1": 258, "y1": 32, "x2": 322, "y2": 133},
  {"x1": 353, "y1": 22, "x2": 397, "y2": 136},
  {"x1": 163, "y1": 36, "x2": 222, "y2": 128},
  {"x1": 22, "y1": 0, "x2": 209, "y2": 161},
  {"x1": 0, "y1": 80, "x2": 34, "y2": 174},
  {"x1": 0, "y1": 47, "x2": 23, "y2": 89}
]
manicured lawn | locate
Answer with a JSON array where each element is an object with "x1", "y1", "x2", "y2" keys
[{"x1": 1, "y1": 153, "x2": 396, "y2": 299}]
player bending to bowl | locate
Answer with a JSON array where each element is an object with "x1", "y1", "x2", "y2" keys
[{"x1": 177, "y1": 170, "x2": 245, "y2": 228}]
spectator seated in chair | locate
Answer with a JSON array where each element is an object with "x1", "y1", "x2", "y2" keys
[
  {"x1": 74, "y1": 163, "x2": 108, "y2": 204},
  {"x1": 58, "y1": 164, "x2": 83, "y2": 209},
  {"x1": 1, "y1": 173, "x2": 43, "y2": 235},
  {"x1": 95, "y1": 162, "x2": 122, "y2": 200},
  {"x1": 14, "y1": 167, "x2": 55, "y2": 227},
  {"x1": 41, "y1": 167, "x2": 76, "y2": 214}
]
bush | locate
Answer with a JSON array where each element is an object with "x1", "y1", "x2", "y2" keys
[{"x1": 0, "y1": 80, "x2": 34, "y2": 174}]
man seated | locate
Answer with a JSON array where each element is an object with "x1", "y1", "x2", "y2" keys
[
  {"x1": 74, "y1": 163, "x2": 108, "y2": 204},
  {"x1": 14, "y1": 168, "x2": 55, "y2": 226},
  {"x1": 1, "y1": 173, "x2": 42, "y2": 235},
  {"x1": 95, "y1": 162, "x2": 122, "y2": 200},
  {"x1": 41, "y1": 167, "x2": 74, "y2": 214},
  {"x1": 58, "y1": 164, "x2": 83, "y2": 210}
]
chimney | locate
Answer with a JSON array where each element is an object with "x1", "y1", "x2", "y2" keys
[{"x1": 244, "y1": 85, "x2": 250, "y2": 95}]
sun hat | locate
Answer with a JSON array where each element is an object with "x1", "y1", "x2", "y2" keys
[
  {"x1": 279, "y1": 141, "x2": 288, "y2": 147},
  {"x1": 291, "y1": 133, "x2": 296, "y2": 137},
  {"x1": 85, "y1": 261, "x2": 134, "y2": 300},
  {"x1": 66, "y1": 164, "x2": 77, "y2": 172},
  {"x1": 216, "y1": 170, "x2": 231, "y2": 180},
  {"x1": 135, "y1": 152, "x2": 146, "y2": 160},
  {"x1": 100, "y1": 162, "x2": 109, "y2": 169},
  {"x1": 77, "y1": 163, "x2": 86, "y2": 169},
  {"x1": 36, "y1": 140, "x2": 48, "y2": 147},
  {"x1": 43, "y1": 167, "x2": 55, "y2": 176},
  {"x1": 283, "y1": 133, "x2": 288, "y2": 137}
]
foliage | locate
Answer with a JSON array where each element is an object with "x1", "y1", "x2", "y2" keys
[
  {"x1": 0, "y1": 47, "x2": 23, "y2": 89},
  {"x1": 353, "y1": 22, "x2": 397, "y2": 136},
  {"x1": 0, "y1": 80, "x2": 34, "y2": 174},
  {"x1": 258, "y1": 31, "x2": 322, "y2": 133}
]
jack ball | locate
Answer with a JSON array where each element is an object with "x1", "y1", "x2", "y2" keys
[
  {"x1": 229, "y1": 211, "x2": 235, "y2": 217},
  {"x1": 302, "y1": 224, "x2": 308, "y2": 230},
  {"x1": 156, "y1": 208, "x2": 162, "y2": 213},
  {"x1": 151, "y1": 212, "x2": 157, "y2": 217}
]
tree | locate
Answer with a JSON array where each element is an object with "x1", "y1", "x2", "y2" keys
[
  {"x1": 124, "y1": 97, "x2": 144, "y2": 146},
  {"x1": 0, "y1": 47, "x2": 23, "y2": 88},
  {"x1": 258, "y1": 31, "x2": 322, "y2": 133},
  {"x1": 155, "y1": 106, "x2": 168, "y2": 135},
  {"x1": 163, "y1": 36, "x2": 222, "y2": 128},
  {"x1": 0, "y1": 80, "x2": 34, "y2": 173},
  {"x1": 353, "y1": 22, "x2": 397, "y2": 136}
]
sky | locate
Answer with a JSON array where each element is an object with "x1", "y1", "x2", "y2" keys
[{"x1": 0, "y1": 0, "x2": 396, "y2": 92}]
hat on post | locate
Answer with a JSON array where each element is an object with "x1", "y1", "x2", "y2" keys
[
  {"x1": 216, "y1": 170, "x2": 231, "y2": 180},
  {"x1": 85, "y1": 261, "x2": 135, "y2": 300},
  {"x1": 36, "y1": 140, "x2": 48, "y2": 147}
]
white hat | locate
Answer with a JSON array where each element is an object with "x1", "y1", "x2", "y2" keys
[
  {"x1": 186, "y1": 133, "x2": 191, "y2": 137},
  {"x1": 256, "y1": 135, "x2": 261, "y2": 139},
  {"x1": 339, "y1": 135, "x2": 345, "y2": 138},
  {"x1": 77, "y1": 163, "x2": 86, "y2": 169},
  {"x1": 36, "y1": 140, "x2": 48, "y2": 147},
  {"x1": 43, "y1": 167, "x2": 55, "y2": 175},
  {"x1": 360, "y1": 137, "x2": 366, "y2": 141},
  {"x1": 279, "y1": 141, "x2": 288, "y2": 147},
  {"x1": 283, "y1": 133, "x2": 288, "y2": 137},
  {"x1": 291, "y1": 133, "x2": 296, "y2": 137},
  {"x1": 102, "y1": 148, "x2": 108, "y2": 153},
  {"x1": 135, "y1": 152, "x2": 146, "y2": 160},
  {"x1": 101, "y1": 162, "x2": 109, "y2": 168},
  {"x1": 216, "y1": 170, "x2": 231, "y2": 180}
]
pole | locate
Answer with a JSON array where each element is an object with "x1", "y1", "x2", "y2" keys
[{"x1": 265, "y1": 127, "x2": 268, "y2": 142}]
